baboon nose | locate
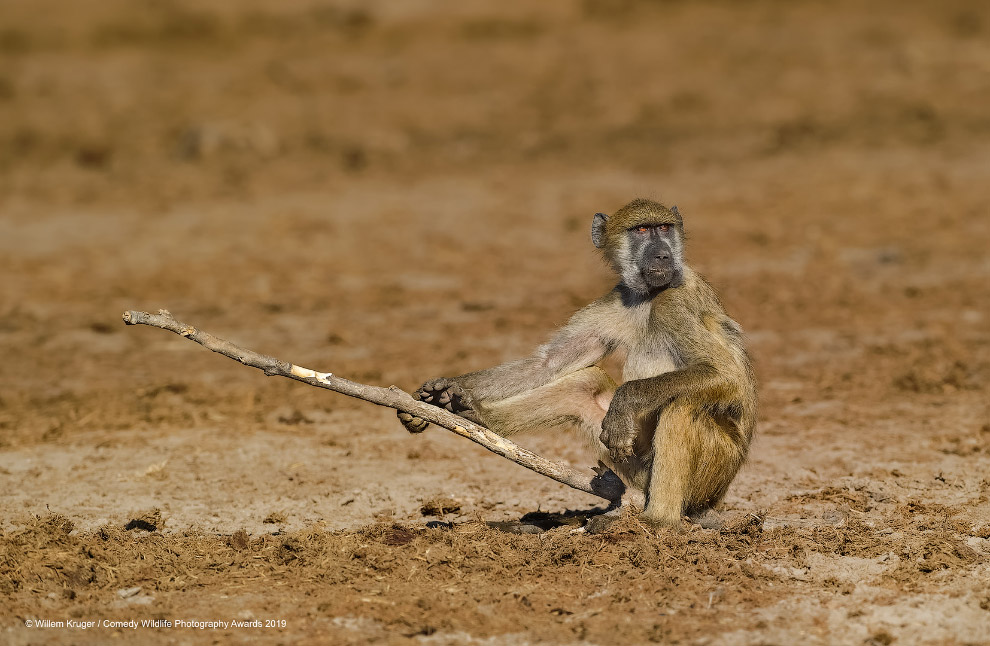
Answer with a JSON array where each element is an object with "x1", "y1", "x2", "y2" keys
[{"x1": 655, "y1": 253, "x2": 670, "y2": 261}]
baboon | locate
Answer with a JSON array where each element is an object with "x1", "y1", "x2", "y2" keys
[{"x1": 398, "y1": 199, "x2": 756, "y2": 527}]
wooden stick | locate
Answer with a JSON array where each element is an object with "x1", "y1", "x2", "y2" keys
[{"x1": 121, "y1": 309, "x2": 625, "y2": 503}]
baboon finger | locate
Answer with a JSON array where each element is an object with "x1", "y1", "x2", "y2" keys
[
  {"x1": 609, "y1": 442, "x2": 634, "y2": 463},
  {"x1": 396, "y1": 410, "x2": 430, "y2": 433},
  {"x1": 410, "y1": 420, "x2": 430, "y2": 433}
]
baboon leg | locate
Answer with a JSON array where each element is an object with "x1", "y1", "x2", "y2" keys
[
  {"x1": 641, "y1": 401, "x2": 745, "y2": 527},
  {"x1": 476, "y1": 366, "x2": 617, "y2": 457},
  {"x1": 478, "y1": 366, "x2": 655, "y2": 499}
]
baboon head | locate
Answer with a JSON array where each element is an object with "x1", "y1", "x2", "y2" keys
[{"x1": 592, "y1": 199, "x2": 685, "y2": 294}]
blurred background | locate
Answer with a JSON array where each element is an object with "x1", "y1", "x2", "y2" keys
[
  {"x1": 2, "y1": 0, "x2": 989, "y2": 641},
  {"x1": 2, "y1": 0, "x2": 989, "y2": 518}
]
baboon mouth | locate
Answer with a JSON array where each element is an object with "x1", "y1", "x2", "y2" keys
[
  {"x1": 644, "y1": 267, "x2": 672, "y2": 282},
  {"x1": 641, "y1": 266, "x2": 679, "y2": 290}
]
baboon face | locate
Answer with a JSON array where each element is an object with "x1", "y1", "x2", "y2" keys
[
  {"x1": 592, "y1": 199, "x2": 684, "y2": 294},
  {"x1": 626, "y1": 222, "x2": 682, "y2": 290}
]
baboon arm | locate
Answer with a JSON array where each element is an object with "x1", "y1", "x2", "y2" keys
[
  {"x1": 612, "y1": 363, "x2": 726, "y2": 413},
  {"x1": 600, "y1": 363, "x2": 727, "y2": 461},
  {"x1": 455, "y1": 304, "x2": 617, "y2": 403}
]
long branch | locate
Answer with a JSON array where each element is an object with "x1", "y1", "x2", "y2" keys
[{"x1": 121, "y1": 309, "x2": 624, "y2": 503}]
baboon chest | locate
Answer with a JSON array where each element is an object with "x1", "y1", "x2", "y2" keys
[{"x1": 613, "y1": 305, "x2": 682, "y2": 381}]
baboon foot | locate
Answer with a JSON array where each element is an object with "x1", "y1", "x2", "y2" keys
[{"x1": 416, "y1": 378, "x2": 481, "y2": 423}]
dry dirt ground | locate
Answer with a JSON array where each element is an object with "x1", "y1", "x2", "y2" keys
[{"x1": 2, "y1": 1, "x2": 990, "y2": 644}]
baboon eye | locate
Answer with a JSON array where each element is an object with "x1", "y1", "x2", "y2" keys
[
  {"x1": 635, "y1": 226, "x2": 650, "y2": 233},
  {"x1": 658, "y1": 224, "x2": 670, "y2": 232}
]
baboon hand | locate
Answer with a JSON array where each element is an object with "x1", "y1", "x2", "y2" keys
[
  {"x1": 396, "y1": 377, "x2": 481, "y2": 434},
  {"x1": 600, "y1": 401, "x2": 636, "y2": 463}
]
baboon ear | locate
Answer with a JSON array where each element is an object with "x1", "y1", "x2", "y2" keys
[
  {"x1": 591, "y1": 213, "x2": 608, "y2": 249},
  {"x1": 671, "y1": 205, "x2": 680, "y2": 219}
]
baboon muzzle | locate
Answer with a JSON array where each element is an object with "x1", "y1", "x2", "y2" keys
[{"x1": 641, "y1": 241, "x2": 677, "y2": 287}]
